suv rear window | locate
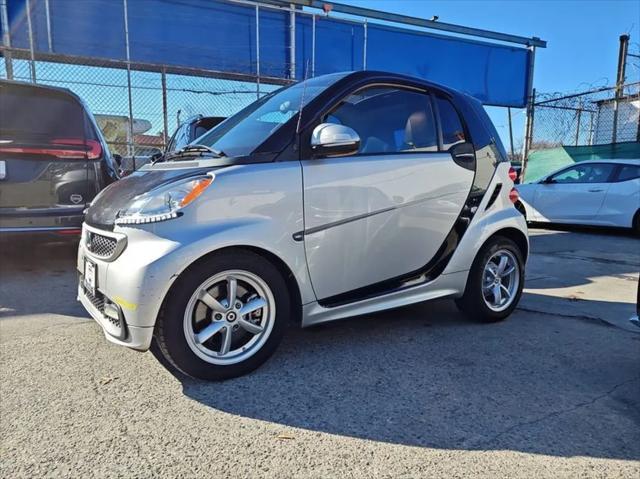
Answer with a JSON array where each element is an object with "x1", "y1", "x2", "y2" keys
[{"x1": 0, "y1": 86, "x2": 96, "y2": 143}]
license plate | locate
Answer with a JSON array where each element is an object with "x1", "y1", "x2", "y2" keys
[
  {"x1": 84, "y1": 259, "x2": 97, "y2": 295},
  {"x1": 0, "y1": 160, "x2": 6, "y2": 180}
]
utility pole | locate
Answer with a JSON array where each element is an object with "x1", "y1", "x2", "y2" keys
[
  {"x1": 612, "y1": 34, "x2": 629, "y2": 144},
  {"x1": 507, "y1": 107, "x2": 515, "y2": 160}
]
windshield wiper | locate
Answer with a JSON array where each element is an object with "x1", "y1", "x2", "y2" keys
[
  {"x1": 179, "y1": 144, "x2": 226, "y2": 157},
  {"x1": 157, "y1": 144, "x2": 226, "y2": 163}
]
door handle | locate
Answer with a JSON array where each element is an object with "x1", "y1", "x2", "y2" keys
[{"x1": 588, "y1": 188, "x2": 604, "y2": 192}]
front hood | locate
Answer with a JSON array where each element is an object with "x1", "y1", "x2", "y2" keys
[{"x1": 85, "y1": 162, "x2": 219, "y2": 229}]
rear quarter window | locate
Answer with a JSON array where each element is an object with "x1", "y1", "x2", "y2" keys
[
  {"x1": 435, "y1": 97, "x2": 466, "y2": 150},
  {"x1": 616, "y1": 164, "x2": 640, "y2": 182}
]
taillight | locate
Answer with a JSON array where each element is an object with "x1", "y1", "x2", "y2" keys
[
  {"x1": 509, "y1": 187, "x2": 520, "y2": 204},
  {"x1": 0, "y1": 138, "x2": 102, "y2": 160},
  {"x1": 53, "y1": 139, "x2": 102, "y2": 160},
  {"x1": 508, "y1": 167, "x2": 518, "y2": 182},
  {"x1": 56, "y1": 229, "x2": 82, "y2": 236}
]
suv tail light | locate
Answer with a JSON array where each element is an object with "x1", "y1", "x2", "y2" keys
[
  {"x1": 508, "y1": 167, "x2": 518, "y2": 182},
  {"x1": 509, "y1": 187, "x2": 520, "y2": 204},
  {"x1": 0, "y1": 138, "x2": 102, "y2": 160}
]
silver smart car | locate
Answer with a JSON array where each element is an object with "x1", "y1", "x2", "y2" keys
[{"x1": 78, "y1": 71, "x2": 528, "y2": 380}]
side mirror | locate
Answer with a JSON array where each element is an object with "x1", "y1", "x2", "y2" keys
[
  {"x1": 310, "y1": 123, "x2": 360, "y2": 158},
  {"x1": 541, "y1": 176, "x2": 555, "y2": 184},
  {"x1": 112, "y1": 153, "x2": 123, "y2": 168}
]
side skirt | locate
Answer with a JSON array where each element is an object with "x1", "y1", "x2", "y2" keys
[{"x1": 301, "y1": 270, "x2": 469, "y2": 327}]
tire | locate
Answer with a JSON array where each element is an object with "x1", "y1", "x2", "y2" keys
[
  {"x1": 633, "y1": 210, "x2": 640, "y2": 237},
  {"x1": 153, "y1": 250, "x2": 290, "y2": 380},
  {"x1": 455, "y1": 236, "x2": 525, "y2": 323}
]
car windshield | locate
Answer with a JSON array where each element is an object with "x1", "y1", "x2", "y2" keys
[{"x1": 190, "y1": 73, "x2": 348, "y2": 158}]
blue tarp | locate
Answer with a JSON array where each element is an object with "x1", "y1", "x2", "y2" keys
[{"x1": 4, "y1": 0, "x2": 531, "y2": 107}]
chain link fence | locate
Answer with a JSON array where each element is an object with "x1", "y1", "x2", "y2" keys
[
  {"x1": 525, "y1": 82, "x2": 640, "y2": 181},
  {"x1": 1, "y1": 47, "x2": 287, "y2": 171}
]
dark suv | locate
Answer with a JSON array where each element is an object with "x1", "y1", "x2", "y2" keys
[
  {"x1": 165, "y1": 115, "x2": 226, "y2": 154},
  {"x1": 0, "y1": 80, "x2": 118, "y2": 236}
]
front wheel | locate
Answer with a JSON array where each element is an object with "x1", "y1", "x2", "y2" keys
[
  {"x1": 455, "y1": 236, "x2": 525, "y2": 322},
  {"x1": 153, "y1": 250, "x2": 290, "y2": 380}
]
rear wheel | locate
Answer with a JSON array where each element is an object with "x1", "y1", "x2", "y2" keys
[
  {"x1": 633, "y1": 210, "x2": 640, "y2": 236},
  {"x1": 456, "y1": 236, "x2": 525, "y2": 322},
  {"x1": 153, "y1": 251, "x2": 290, "y2": 380}
]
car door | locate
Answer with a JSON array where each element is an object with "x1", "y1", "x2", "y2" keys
[
  {"x1": 597, "y1": 163, "x2": 640, "y2": 227},
  {"x1": 531, "y1": 163, "x2": 616, "y2": 224},
  {"x1": 300, "y1": 86, "x2": 475, "y2": 302}
]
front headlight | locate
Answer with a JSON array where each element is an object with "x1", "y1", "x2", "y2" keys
[{"x1": 115, "y1": 174, "x2": 214, "y2": 225}]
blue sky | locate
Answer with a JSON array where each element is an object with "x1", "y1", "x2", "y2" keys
[{"x1": 347, "y1": 0, "x2": 640, "y2": 148}]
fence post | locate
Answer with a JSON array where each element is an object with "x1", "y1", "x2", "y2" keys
[
  {"x1": 520, "y1": 45, "x2": 536, "y2": 182},
  {"x1": 311, "y1": 14, "x2": 316, "y2": 77},
  {"x1": 44, "y1": 0, "x2": 53, "y2": 52},
  {"x1": 25, "y1": 0, "x2": 36, "y2": 82},
  {"x1": 521, "y1": 89, "x2": 535, "y2": 182},
  {"x1": 0, "y1": 0, "x2": 13, "y2": 80},
  {"x1": 574, "y1": 107, "x2": 582, "y2": 146},
  {"x1": 255, "y1": 4, "x2": 260, "y2": 99},
  {"x1": 637, "y1": 104, "x2": 640, "y2": 142},
  {"x1": 363, "y1": 19, "x2": 368, "y2": 70},
  {"x1": 161, "y1": 67, "x2": 169, "y2": 147},
  {"x1": 507, "y1": 107, "x2": 515, "y2": 159},
  {"x1": 123, "y1": 0, "x2": 135, "y2": 169},
  {"x1": 289, "y1": 4, "x2": 296, "y2": 80},
  {"x1": 612, "y1": 34, "x2": 629, "y2": 144}
]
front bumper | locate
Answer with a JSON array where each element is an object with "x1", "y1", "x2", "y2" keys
[
  {"x1": 78, "y1": 281, "x2": 154, "y2": 350},
  {"x1": 76, "y1": 223, "x2": 183, "y2": 351}
]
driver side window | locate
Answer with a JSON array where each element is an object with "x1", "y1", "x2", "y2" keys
[
  {"x1": 322, "y1": 87, "x2": 438, "y2": 155},
  {"x1": 550, "y1": 164, "x2": 614, "y2": 184}
]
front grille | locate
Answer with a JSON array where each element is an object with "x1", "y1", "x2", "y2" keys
[
  {"x1": 87, "y1": 232, "x2": 117, "y2": 258},
  {"x1": 80, "y1": 278, "x2": 125, "y2": 334},
  {"x1": 83, "y1": 282, "x2": 105, "y2": 313}
]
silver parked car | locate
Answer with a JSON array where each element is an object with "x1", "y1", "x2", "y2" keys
[{"x1": 78, "y1": 71, "x2": 528, "y2": 380}]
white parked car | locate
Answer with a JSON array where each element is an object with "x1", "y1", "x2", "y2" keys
[{"x1": 516, "y1": 160, "x2": 640, "y2": 234}]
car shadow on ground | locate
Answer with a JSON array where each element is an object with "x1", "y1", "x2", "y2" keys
[
  {"x1": 178, "y1": 229, "x2": 640, "y2": 459},
  {"x1": 179, "y1": 299, "x2": 640, "y2": 460},
  {"x1": 0, "y1": 237, "x2": 85, "y2": 318}
]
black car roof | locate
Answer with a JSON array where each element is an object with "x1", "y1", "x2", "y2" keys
[
  {"x1": 335, "y1": 70, "x2": 464, "y2": 98},
  {"x1": 0, "y1": 79, "x2": 86, "y2": 105}
]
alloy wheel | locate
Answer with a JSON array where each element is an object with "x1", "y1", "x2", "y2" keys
[
  {"x1": 183, "y1": 270, "x2": 276, "y2": 365},
  {"x1": 481, "y1": 249, "x2": 520, "y2": 312}
]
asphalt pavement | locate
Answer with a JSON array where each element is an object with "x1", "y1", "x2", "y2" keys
[{"x1": 0, "y1": 227, "x2": 639, "y2": 478}]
